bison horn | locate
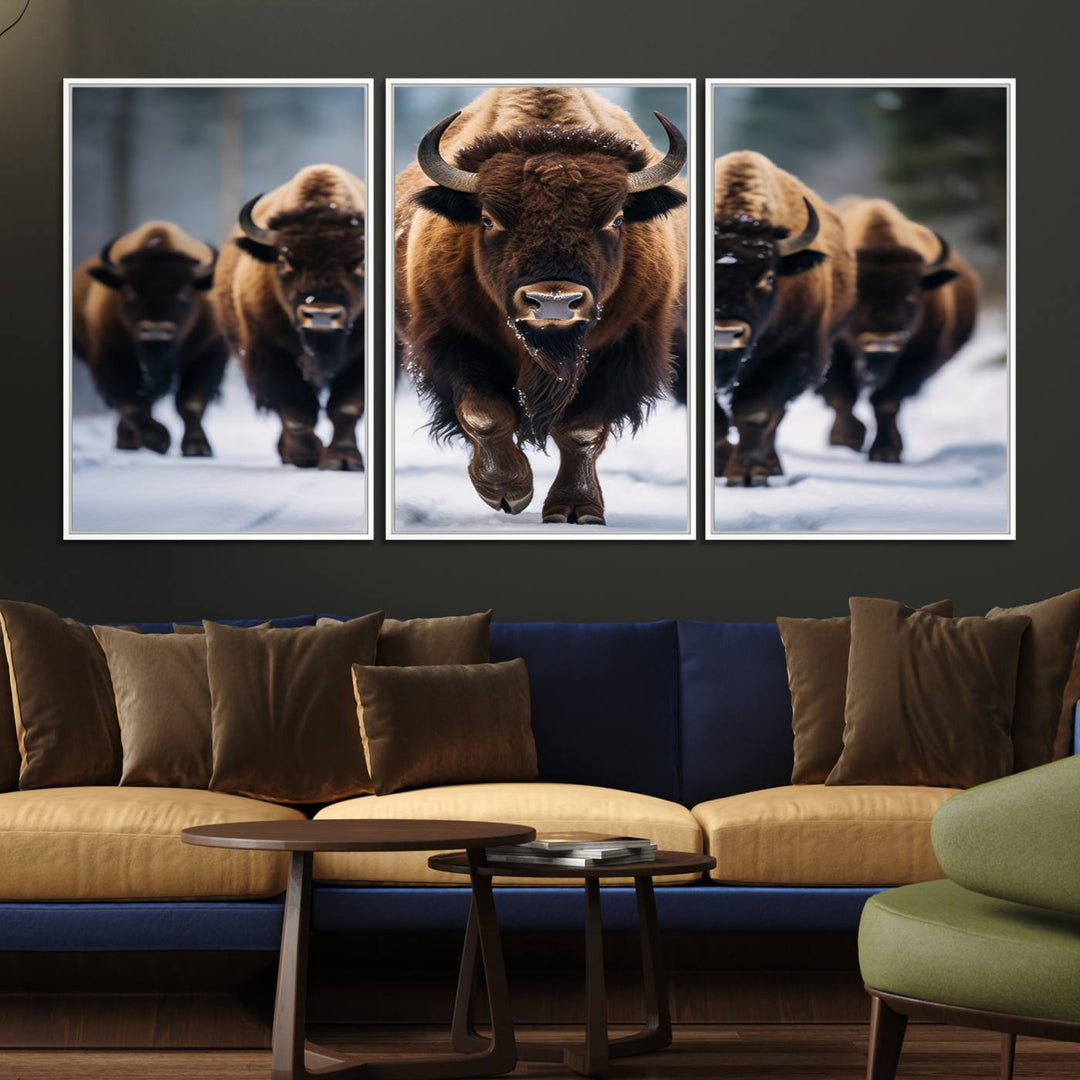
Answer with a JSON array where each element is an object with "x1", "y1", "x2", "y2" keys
[
  {"x1": 192, "y1": 243, "x2": 218, "y2": 286},
  {"x1": 925, "y1": 230, "x2": 951, "y2": 270},
  {"x1": 776, "y1": 197, "x2": 820, "y2": 256},
  {"x1": 238, "y1": 195, "x2": 280, "y2": 247},
  {"x1": 627, "y1": 113, "x2": 687, "y2": 193},
  {"x1": 417, "y1": 111, "x2": 479, "y2": 194},
  {"x1": 98, "y1": 236, "x2": 121, "y2": 269}
]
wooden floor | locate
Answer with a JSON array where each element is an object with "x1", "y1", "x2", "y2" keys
[{"x1": 2, "y1": 1024, "x2": 1080, "y2": 1079}]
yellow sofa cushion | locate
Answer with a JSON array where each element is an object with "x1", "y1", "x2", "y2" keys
[
  {"x1": 0, "y1": 787, "x2": 305, "y2": 900},
  {"x1": 693, "y1": 784, "x2": 959, "y2": 886},
  {"x1": 313, "y1": 782, "x2": 702, "y2": 886}
]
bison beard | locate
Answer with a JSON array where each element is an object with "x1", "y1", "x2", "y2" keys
[{"x1": 512, "y1": 320, "x2": 590, "y2": 442}]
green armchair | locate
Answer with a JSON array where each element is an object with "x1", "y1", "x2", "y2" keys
[{"x1": 859, "y1": 755, "x2": 1080, "y2": 1080}]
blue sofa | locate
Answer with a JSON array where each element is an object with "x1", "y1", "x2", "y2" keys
[{"x1": 3, "y1": 617, "x2": 1071, "y2": 953}]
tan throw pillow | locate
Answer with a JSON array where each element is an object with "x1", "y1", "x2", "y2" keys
[
  {"x1": 352, "y1": 659, "x2": 537, "y2": 796},
  {"x1": 317, "y1": 611, "x2": 492, "y2": 666},
  {"x1": 778, "y1": 599, "x2": 954, "y2": 784},
  {"x1": 93, "y1": 626, "x2": 212, "y2": 788},
  {"x1": 827, "y1": 598, "x2": 1029, "y2": 788},
  {"x1": 0, "y1": 646, "x2": 18, "y2": 792},
  {"x1": 173, "y1": 621, "x2": 271, "y2": 634},
  {"x1": 987, "y1": 589, "x2": 1080, "y2": 772},
  {"x1": 0, "y1": 601, "x2": 121, "y2": 788},
  {"x1": 207, "y1": 614, "x2": 384, "y2": 803}
]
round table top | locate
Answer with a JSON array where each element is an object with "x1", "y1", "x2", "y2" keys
[
  {"x1": 181, "y1": 819, "x2": 536, "y2": 853},
  {"x1": 428, "y1": 849, "x2": 715, "y2": 879}
]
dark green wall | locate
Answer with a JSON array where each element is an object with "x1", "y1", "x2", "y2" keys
[{"x1": 0, "y1": 0, "x2": 1071, "y2": 622}]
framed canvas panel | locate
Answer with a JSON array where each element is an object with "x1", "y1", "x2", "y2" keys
[
  {"x1": 64, "y1": 78, "x2": 375, "y2": 540},
  {"x1": 386, "y1": 79, "x2": 696, "y2": 540},
  {"x1": 705, "y1": 79, "x2": 1014, "y2": 540}
]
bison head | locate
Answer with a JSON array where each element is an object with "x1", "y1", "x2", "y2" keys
[
  {"x1": 850, "y1": 233, "x2": 958, "y2": 387},
  {"x1": 236, "y1": 200, "x2": 365, "y2": 387},
  {"x1": 89, "y1": 238, "x2": 216, "y2": 398},
  {"x1": 712, "y1": 201, "x2": 825, "y2": 386},
  {"x1": 412, "y1": 111, "x2": 686, "y2": 412}
]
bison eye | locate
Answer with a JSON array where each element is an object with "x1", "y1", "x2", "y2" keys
[
  {"x1": 276, "y1": 255, "x2": 293, "y2": 273},
  {"x1": 758, "y1": 271, "x2": 776, "y2": 290},
  {"x1": 480, "y1": 215, "x2": 495, "y2": 230},
  {"x1": 608, "y1": 214, "x2": 625, "y2": 230}
]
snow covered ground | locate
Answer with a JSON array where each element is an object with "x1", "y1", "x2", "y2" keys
[
  {"x1": 712, "y1": 311, "x2": 1010, "y2": 536},
  {"x1": 392, "y1": 388, "x2": 691, "y2": 537},
  {"x1": 70, "y1": 366, "x2": 368, "y2": 536}
]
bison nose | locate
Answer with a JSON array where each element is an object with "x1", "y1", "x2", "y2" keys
[
  {"x1": 512, "y1": 281, "x2": 596, "y2": 324},
  {"x1": 857, "y1": 331, "x2": 907, "y2": 355},
  {"x1": 134, "y1": 320, "x2": 178, "y2": 343},
  {"x1": 297, "y1": 302, "x2": 348, "y2": 332},
  {"x1": 714, "y1": 320, "x2": 752, "y2": 350}
]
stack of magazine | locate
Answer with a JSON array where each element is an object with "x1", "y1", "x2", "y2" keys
[{"x1": 485, "y1": 832, "x2": 657, "y2": 868}]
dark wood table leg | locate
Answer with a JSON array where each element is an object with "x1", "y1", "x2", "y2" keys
[
  {"x1": 563, "y1": 877, "x2": 609, "y2": 1077},
  {"x1": 450, "y1": 898, "x2": 487, "y2": 1054},
  {"x1": 609, "y1": 875, "x2": 671, "y2": 1058}
]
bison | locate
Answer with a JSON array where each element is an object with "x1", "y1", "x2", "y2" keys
[
  {"x1": 72, "y1": 221, "x2": 226, "y2": 456},
  {"x1": 395, "y1": 87, "x2": 688, "y2": 525},
  {"x1": 213, "y1": 164, "x2": 366, "y2": 470},
  {"x1": 822, "y1": 197, "x2": 979, "y2": 462},
  {"x1": 712, "y1": 151, "x2": 855, "y2": 484}
]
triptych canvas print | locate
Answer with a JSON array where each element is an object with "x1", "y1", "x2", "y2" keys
[{"x1": 63, "y1": 78, "x2": 1012, "y2": 541}]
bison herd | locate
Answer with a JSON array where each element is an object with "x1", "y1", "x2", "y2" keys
[{"x1": 72, "y1": 87, "x2": 981, "y2": 523}]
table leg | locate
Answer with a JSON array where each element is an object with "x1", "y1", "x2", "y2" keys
[
  {"x1": 563, "y1": 877, "x2": 609, "y2": 1077},
  {"x1": 609, "y1": 875, "x2": 671, "y2": 1057},
  {"x1": 272, "y1": 849, "x2": 515, "y2": 1080},
  {"x1": 449, "y1": 899, "x2": 487, "y2": 1054}
]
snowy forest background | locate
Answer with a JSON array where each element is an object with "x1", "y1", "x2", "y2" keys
[
  {"x1": 69, "y1": 85, "x2": 369, "y2": 535},
  {"x1": 711, "y1": 85, "x2": 1009, "y2": 535}
]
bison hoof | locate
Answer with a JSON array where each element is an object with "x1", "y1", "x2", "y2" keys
[
  {"x1": 542, "y1": 502, "x2": 606, "y2": 526},
  {"x1": 319, "y1": 446, "x2": 365, "y2": 472},
  {"x1": 869, "y1": 443, "x2": 902, "y2": 463},
  {"x1": 278, "y1": 430, "x2": 323, "y2": 468},
  {"x1": 829, "y1": 416, "x2": 867, "y2": 452},
  {"x1": 714, "y1": 439, "x2": 733, "y2": 478},
  {"x1": 141, "y1": 421, "x2": 171, "y2": 455},
  {"x1": 478, "y1": 490, "x2": 532, "y2": 515},
  {"x1": 181, "y1": 434, "x2": 213, "y2": 458},
  {"x1": 724, "y1": 459, "x2": 773, "y2": 488}
]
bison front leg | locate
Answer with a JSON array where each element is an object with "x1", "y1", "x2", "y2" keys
[
  {"x1": 176, "y1": 341, "x2": 228, "y2": 458},
  {"x1": 822, "y1": 339, "x2": 867, "y2": 452},
  {"x1": 714, "y1": 399, "x2": 733, "y2": 478},
  {"x1": 116, "y1": 402, "x2": 171, "y2": 455},
  {"x1": 243, "y1": 345, "x2": 323, "y2": 468},
  {"x1": 726, "y1": 403, "x2": 786, "y2": 487},
  {"x1": 543, "y1": 419, "x2": 609, "y2": 526},
  {"x1": 321, "y1": 365, "x2": 365, "y2": 472},
  {"x1": 456, "y1": 389, "x2": 533, "y2": 515},
  {"x1": 869, "y1": 397, "x2": 903, "y2": 462}
]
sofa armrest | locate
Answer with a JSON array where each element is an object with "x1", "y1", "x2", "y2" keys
[{"x1": 931, "y1": 756, "x2": 1080, "y2": 916}]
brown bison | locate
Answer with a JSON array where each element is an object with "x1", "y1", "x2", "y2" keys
[
  {"x1": 712, "y1": 151, "x2": 855, "y2": 484},
  {"x1": 395, "y1": 87, "x2": 687, "y2": 525},
  {"x1": 822, "y1": 197, "x2": 980, "y2": 461},
  {"x1": 213, "y1": 164, "x2": 366, "y2": 470},
  {"x1": 72, "y1": 221, "x2": 226, "y2": 456}
]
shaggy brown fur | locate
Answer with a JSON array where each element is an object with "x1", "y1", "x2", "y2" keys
[
  {"x1": 213, "y1": 164, "x2": 366, "y2": 471},
  {"x1": 712, "y1": 151, "x2": 855, "y2": 484},
  {"x1": 72, "y1": 221, "x2": 227, "y2": 457},
  {"x1": 395, "y1": 86, "x2": 688, "y2": 525},
  {"x1": 822, "y1": 197, "x2": 980, "y2": 462}
]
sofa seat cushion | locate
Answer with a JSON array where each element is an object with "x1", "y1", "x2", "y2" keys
[
  {"x1": 860, "y1": 879, "x2": 1080, "y2": 1022},
  {"x1": 0, "y1": 787, "x2": 305, "y2": 900},
  {"x1": 693, "y1": 785, "x2": 958, "y2": 886},
  {"x1": 313, "y1": 782, "x2": 702, "y2": 886}
]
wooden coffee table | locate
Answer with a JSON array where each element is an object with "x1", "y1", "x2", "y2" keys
[
  {"x1": 183, "y1": 819, "x2": 535, "y2": 1080},
  {"x1": 429, "y1": 849, "x2": 716, "y2": 1078}
]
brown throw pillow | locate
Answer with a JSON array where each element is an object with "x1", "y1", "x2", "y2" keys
[
  {"x1": 778, "y1": 599, "x2": 954, "y2": 784},
  {"x1": 0, "y1": 646, "x2": 18, "y2": 792},
  {"x1": 173, "y1": 621, "x2": 271, "y2": 634},
  {"x1": 93, "y1": 626, "x2": 213, "y2": 788},
  {"x1": 827, "y1": 598, "x2": 1029, "y2": 788},
  {"x1": 352, "y1": 659, "x2": 537, "y2": 796},
  {"x1": 1057, "y1": 640, "x2": 1080, "y2": 760},
  {"x1": 0, "y1": 601, "x2": 121, "y2": 788},
  {"x1": 987, "y1": 589, "x2": 1080, "y2": 772},
  {"x1": 317, "y1": 611, "x2": 492, "y2": 666},
  {"x1": 207, "y1": 613, "x2": 384, "y2": 803}
]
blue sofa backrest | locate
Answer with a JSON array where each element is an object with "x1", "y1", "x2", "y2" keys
[
  {"x1": 676, "y1": 621, "x2": 794, "y2": 806},
  {"x1": 490, "y1": 621, "x2": 681, "y2": 802}
]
